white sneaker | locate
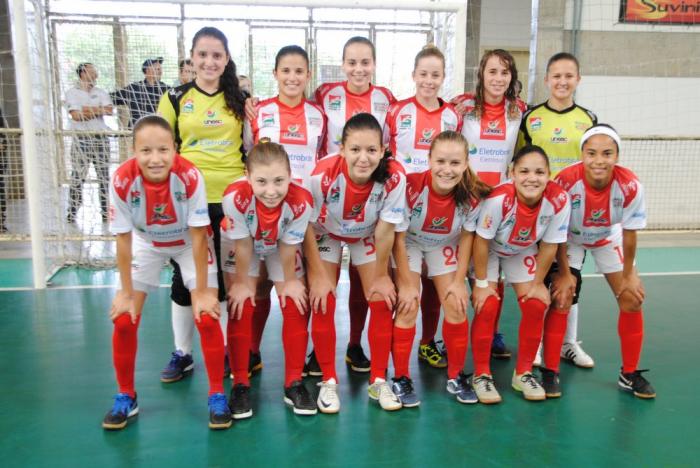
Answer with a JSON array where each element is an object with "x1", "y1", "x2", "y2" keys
[
  {"x1": 472, "y1": 374, "x2": 502, "y2": 404},
  {"x1": 317, "y1": 378, "x2": 340, "y2": 414},
  {"x1": 512, "y1": 371, "x2": 546, "y2": 401},
  {"x1": 533, "y1": 342, "x2": 543, "y2": 368},
  {"x1": 561, "y1": 341, "x2": 595, "y2": 368},
  {"x1": 368, "y1": 378, "x2": 402, "y2": 411}
]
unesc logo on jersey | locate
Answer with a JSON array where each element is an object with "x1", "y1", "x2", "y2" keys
[
  {"x1": 483, "y1": 120, "x2": 504, "y2": 137},
  {"x1": 418, "y1": 128, "x2": 435, "y2": 146},
  {"x1": 427, "y1": 216, "x2": 449, "y2": 233},
  {"x1": 203, "y1": 109, "x2": 223, "y2": 127},
  {"x1": 550, "y1": 128, "x2": 568, "y2": 144},
  {"x1": 283, "y1": 124, "x2": 304, "y2": 141}
]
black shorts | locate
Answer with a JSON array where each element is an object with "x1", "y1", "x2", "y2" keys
[{"x1": 544, "y1": 263, "x2": 583, "y2": 306}]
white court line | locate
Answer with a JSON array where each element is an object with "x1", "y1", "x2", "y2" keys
[{"x1": 1, "y1": 270, "x2": 700, "y2": 292}]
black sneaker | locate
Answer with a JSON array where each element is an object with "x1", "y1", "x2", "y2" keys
[
  {"x1": 229, "y1": 384, "x2": 253, "y2": 419},
  {"x1": 345, "y1": 344, "x2": 371, "y2": 372},
  {"x1": 491, "y1": 333, "x2": 512, "y2": 359},
  {"x1": 160, "y1": 351, "x2": 194, "y2": 383},
  {"x1": 102, "y1": 393, "x2": 139, "y2": 430},
  {"x1": 540, "y1": 368, "x2": 561, "y2": 398},
  {"x1": 391, "y1": 376, "x2": 421, "y2": 408},
  {"x1": 418, "y1": 339, "x2": 448, "y2": 368},
  {"x1": 302, "y1": 350, "x2": 322, "y2": 378},
  {"x1": 208, "y1": 393, "x2": 233, "y2": 429},
  {"x1": 618, "y1": 369, "x2": 656, "y2": 399},
  {"x1": 248, "y1": 351, "x2": 263, "y2": 377},
  {"x1": 284, "y1": 380, "x2": 318, "y2": 415}
]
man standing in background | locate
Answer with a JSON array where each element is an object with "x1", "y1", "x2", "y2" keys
[{"x1": 112, "y1": 57, "x2": 169, "y2": 127}]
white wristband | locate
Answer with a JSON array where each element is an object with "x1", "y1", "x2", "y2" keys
[{"x1": 475, "y1": 278, "x2": 489, "y2": 288}]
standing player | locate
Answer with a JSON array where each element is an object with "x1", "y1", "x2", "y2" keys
[
  {"x1": 392, "y1": 131, "x2": 490, "y2": 406},
  {"x1": 471, "y1": 145, "x2": 570, "y2": 403},
  {"x1": 384, "y1": 45, "x2": 462, "y2": 369},
  {"x1": 102, "y1": 116, "x2": 228, "y2": 430},
  {"x1": 518, "y1": 52, "x2": 598, "y2": 369},
  {"x1": 452, "y1": 49, "x2": 527, "y2": 360},
  {"x1": 544, "y1": 124, "x2": 655, "y2": 399},
  {"x1": 157, "y1": 27, "x2": 248, "y2": 384},
  {"x1": 309, "y1": 113, "x2": 406, "y2": 411},
  {"x1": 222, "y1": 140, "x2": 319, "y2": 416}
]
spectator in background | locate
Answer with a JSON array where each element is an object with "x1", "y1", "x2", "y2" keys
[
  {"x1": 174, "y1": 59, "x2": 196, "y2": 86},
  {"x1": 65, "y1": 63, "x2": 113, "y2": 223},
  {"x1": 112, "y1": 57, "x2": 169, "y2": 127},
  {"x1": 238, "y1": 75, "x2": 252, "y2": 97},
  {"x1": 0, "y1": 106, "x2": 7, "y2": 233}
]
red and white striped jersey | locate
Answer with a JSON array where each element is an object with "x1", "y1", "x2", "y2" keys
[
  {"x1": 384, "y1": 97, "x2": 463, "y2": 174},
  {"x1": 452, "y1": 93, "x2": 525, "y2": 187},
  {"x1": 397, "y1": 170, "x2": 481, "y2": 250},
  {"x1": 110, "y1": 155, "x2": 210, "y2": 246},
  {"x1": 220, "y1": 179, "x2": 313, "y2": 256},
  {"x1": 309, "y1": 154, "x2": 406, "y2": 243},
  {"x1": 554, "y1": 162, "x2": 646, "y2": 248},
  {"x1": 314, "y1": 81, "x2": 395, "y2": 155},
  {"x1": 476, "y1": 181, "x2": 570, "y2": 257},
  {"x1": 243, "y1": 96, "x2": 327, "y2": 186}
]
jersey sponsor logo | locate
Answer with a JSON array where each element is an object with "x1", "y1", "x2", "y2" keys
[
  {"x1": 114, "y1": 175, "x2": 130, "y2": 190},
  {"x1": 150, "y1": 203, "x2": 174, "y2": 223},
  {"x1": 234, "y1": 193, "x2": 251, "y2": 212},
  {"x1": 261, "y1": 112, "x2": 275, "y2": 127},
  {"x1": 550, "y1": 128, "x2": 568, "y2": 143},
  {"x1": 130, "y1": 190, "x2": 141, "y2": 207},
  {"x1": 426, "y1": 216, "x2": 449, "y2": 233},
  {"x1": 399, "y1": 114, "x2": 412, "y2": 129},
  {"x1": 184, "y1": 168, "x2": 199, "y2": 186},
  {"x1": 195, "y1": 208, "x2": 207, "y2": 215},
  {"x1": 418, "y1": 128, "x2": 436, "y2": 146},
  {"x1": 620, "y1": 180, "x2": 638, "y2": 198},
  {"x1": 613, "y1": 197, "x2": 623, "y2": 208},
  {"x1": 203, "y1": 109, "x2": 223, "y2": 127},
  {"x1": 369, "y1": 192, "x2": 382, "y2": 203},
  {"x1": 246, "y1": 210, "x2": 255, "y2": 224},
  {"x1": 309, "y1": 117, "x2": 323, "y2": 127},
  {"x1": 483, "y1": 120, "x2": 504, "y2": 137},
  {"x1": 173, "y1": 191, "x2": 186, "y2": 203},
  {"x1": 539, "y1": 214, "x2": 552, "y2": 225},
  {"x1": 386, "y1": 172, "x2": 402, "y2": 191},
  {"x1": 182, "y1": 99, "x2": 194, "y2": 113},
  {"x1": 513, "y1": 227, "x2": 532, "y2": 243},
  {"x1": 282, "y1": 124, "x2": 305, "y2": 142},
  {"x1": 374, "y1": 102, "x2": 389, "y2": 113},
  {"x1": 259, "y1": 229, "x2": 275, "y2": 245},
  {"x1": 468, "y1": 144, "x2": 478, "y2": 155},
  {"x1": 291, "y1": 202, "x2": 306, "y2": 217},
  {"x1": 586, "y1": 208, "x2": 608, "y2": 225},
  {"x1": 529, "y1": 117, "x2": 542, "y2": 131},
  {"x1": 328, "y1": 95, "x2": 342, "y2": 111},
  {"x1": 575, "y1": 121, "x2": 590, "y2": 132}
]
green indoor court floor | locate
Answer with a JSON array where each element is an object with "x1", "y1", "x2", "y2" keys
[{"x1": 0, "y1": 247, "x2": 699, "y2": 467}]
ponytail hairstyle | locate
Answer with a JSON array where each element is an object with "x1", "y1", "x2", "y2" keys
[
  {"x1": 245, "y1": 137, "x2": 291, "y2": 173},
  {"x1": 474, "y1": 49, "x2": 520, "y2": 121},
  {"x1": 341, "y1": 112, "x2": 390, "y2": 184},
  {"x1": 274, "y1": 45, "x2": 310, "y2": 70},
  {"x1": 190, "y1": 27, "x2": 246, "y2": 121},
  {"x1": 428, "y1": 131, "x2": 491, "y2": 207},
  {"x1": 413, "y1": 44, "x2": 445, "y2": 73},
  {"x1": 511, "y1": 144, "x2": 550, "y2": 172},
  {"x1": 342, "y1": 36, "x2": 376, "y2": 62}
]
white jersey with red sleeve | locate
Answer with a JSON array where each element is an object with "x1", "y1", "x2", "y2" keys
[
  {"x1": 110, "y1": 155, "x2": 210, "y2": 246},
  {"x1": 243, "y1": 97, "x2": 327, "y2": 186},
  {"x1": 384, "y1": 97, "x2": 463, "y2": 174},
  {"x1": 220, "y1": 179, "x2": 313, "y2": 256},
  {"x1": 309, "y1": 154, "x2": 406, "y2": 243},
  {"x1": 476, "y1": 180, "x2": 570, "y2": 257},
  {"x1": 453, "y1": 93, "x2": 525, "y2": 187},
  {"x1": 397, "y1": 170, "x2": 480, "y2": 250},
  {"x1": 554, "y1": 162, "x2": 646, "y2": 248},
  {"x1": 314, "y1": 81, "x2": 395, "y2": 156}
]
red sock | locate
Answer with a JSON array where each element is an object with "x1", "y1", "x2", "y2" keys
[
  {"x1": 391, "y1": 325, "x2": 415, "y2": 378},
  {"x1": 420, "y1": 277, "x2": 441, "y2": 345},
  {"x1": 228, "y1": 299, "x2": 254, "y2": 386},
  {"x1": 250, "y1": 297, "x2": 271, "y2": 354},
  {"x1": 348, "y1": 265, "x2": 368, "y2": 346},
  {"x1": 112, "y1": 314, "x2": 141, "y2": 398},
  {"x1": 312, "y1": 293, "x2": 337, "y2": 382},
  {"x1": 195, "y1": 314, "x2": 226, "y2": 395},
  {"x1": 516, "y1": 297, "x2": 547, "y2": 374},
  {"x1": 443, "y1": 319, "x2": 468, "y2": 380},
  {"x1": 471, "y1": 296, "x2": 500, "y2": 376},
  {"x1": 281, "y1": 299, "x2": 309, "y2": 387},
  {"x1": 494, "y1": 281, "x2": 505, "y2": 331},
  {"x1": 618, "y1": 310, "x2": 644, "y2": 373},
  {"x1": 368, "y1": 301, "x2": 394, "y2": 383},
  {"x1": 543, "y1": 309, "x2": 569, "y2": 372}
]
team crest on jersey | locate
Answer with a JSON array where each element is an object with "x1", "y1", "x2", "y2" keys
[
  {"x1": 586, "y1": 208, "x2": 608, "y2": 225},
  {"x1": 484, "y1": 120, "x2": 504, "y2": 137},
  {"x1": 530, "y1": 117, "x2": 542, "y2": 131},
  {"x1": 130, "y1": 190, "x2": 141, "y2": 207},
  {"x1": 182, "y1": 99, "x2": 194, "y2": 113},
  {"x1": 550, "y1": 128, "x2": 568, "y2": 143},
  {"x1": 151, "y1": 203, "x2": 174, "y2": 223},
  {"x1": 329, "y1": 186, "x2": 341, "y2": 203},
  {"x1": 284, "y1": 124, "x2": 304, "y2": 140},
  {"x1": 418, "y1": 128, "x2": 436, "y2": 146},
  {"x1": 172, "y1": 192, "x2": 185, "y2": 203},
  {"x1": 374, "y1": 102, "x2": 389, "y2": 113},
  {"x1": 399, "y1": 114, "x2": 412, "y2": 129},
  {"x1": 575, "y1": 121, "x2": 590, "y2": 131},
  {"x1": 261, "y1": 112, "x2": 275, "y2": 127},
  {"x1": 571, "y1": 193, "x2": 581, "y2": 209},
  {"x1": 329, "y1": 95, "x2": 342, "y2": 111},
  {"x1": 203, "y1": 109, "x2": 223, "y2": 127},
  {"x1": 411, "y1": 200, "x2": 423, "y2": 217}
]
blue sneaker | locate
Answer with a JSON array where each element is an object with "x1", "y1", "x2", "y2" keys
[
  {"x1": 391, "y1": 376, "x2": 421, "y2": 408},
  {"x1": 491, "y1": 333, "x2": 512, "y2": 359},
  {"x1": 446, "y1": 372, "x2": 478, "y2": 404},
  {"x1": 208, "y1": 393, "x2": 233, "y2": 429},
  {"x1": 102, "y1": 393, "x2": 138, "y2": 430},
  {"x1": 160, "y1": 351, "x2": 194, "y2": 383}
]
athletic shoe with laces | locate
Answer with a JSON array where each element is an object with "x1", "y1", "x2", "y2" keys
[
  {"x1": 540, "y1": 368, "x2": 561, "y2": 398},
  {"x1": 160, "y1": 351, "x2": 194, "y2": 383},
  {"x1": 446, "y1": 372, "x2": 478, "y2": 404},
  {"x1": 102, "y1": 393, "x2": 138, "y2": 430},
  {"x1": 391, "y1": 376, "x2": 421, "y2": 408},
  {"x1": 418, "y1": 339, "x2": 448, "y2": 368},
  {"x1": 512, "y1": 371, "x2": 546, "y2": 401},
  {"x1": 491, "y1": 333, "x2": 512, "y2": 359},
  {"x1": 248, "y1": 351, "x2": 263, "y2": 376},
  {"x1": 208, "y1": 393, "x2": 233, "y2": 429},
  {"x1": 533, "y1": 342, "x2": 543, "y2": 368},
  {"x1": 368, "y1": 378, "x2": 402, "y2": 411},
  {"x1": 472, "y1": 374, "x2": 502, "y2": 404},
  {"x1": 302, "y1": 350, "x2": 323, "y2": 377},
  {"x1": 317, "y1": 378, "x2": 341, "y2": 414},
  {"x1": 284, "y1": 380, "x2": 318, "y2": 415},
  {"x1": 561, "y1": 341, "x2": 595, "y2": 368},
  {"x1": 228, "y1": 384, "x2": 253, "y2": 419},
  {"x1": 618, "y1": 369, "x2": 656, "y2": 399},
  {"x1": 345, "y1": 344, "x2": 371, "y2": 372}
]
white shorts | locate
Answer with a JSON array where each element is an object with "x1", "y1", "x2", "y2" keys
[
  {"x1": 484, "y1": 245, "x2": 539, "y2": 284},
  {"x1": 316, "y1": 232, "x2": 376, "y2": 266},
  {"x1": 568, "y1": 236, "x2": 624, "y2": 274},
  {"x1": 220, "y1": 237, "x2": 304, "y2": 282},
  {"x1": 129, "y1": 234, "x2": 218, "y2": 293},
  {"x1": 399, "y1": 241, "x2": 460, "y2": 278}
]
